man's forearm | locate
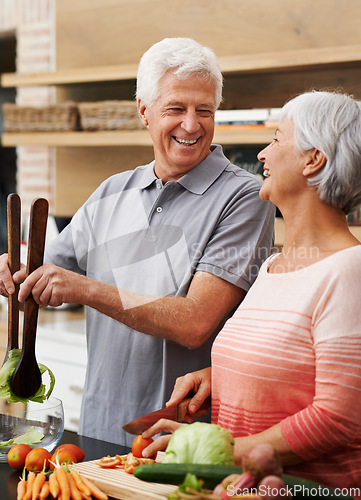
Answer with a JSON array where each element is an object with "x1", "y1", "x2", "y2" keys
[{"x1": 81, "y1": 270, "x2": 245, "y2": 348}]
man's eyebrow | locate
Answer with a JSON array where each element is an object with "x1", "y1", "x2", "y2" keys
[
  {"x1": 164, "y1": 100, "x2": 214, "y2": 109},
  {"x1": 165, "y1": 100, "x2": 184, "y2": 107}
]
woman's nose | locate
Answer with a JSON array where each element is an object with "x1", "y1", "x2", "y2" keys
[{"x1": 257, "y1": 146, "x2": 267, "y2": 162}]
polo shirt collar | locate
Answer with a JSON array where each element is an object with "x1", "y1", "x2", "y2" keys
[
  {"x1": 177, "y1": 144, "x2": 229, "y2": 194},
  {"x1": 138, "y1": 144, "x2": 229, "y2": 194}
]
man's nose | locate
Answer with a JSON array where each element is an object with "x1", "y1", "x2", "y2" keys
[{"x1": 181, "y1": 112, "x2": 200, "y2": 134}]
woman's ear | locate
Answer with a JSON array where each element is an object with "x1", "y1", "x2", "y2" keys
[
  {"x1": 303, "y1": 149, "x2": 327, "y2": 177},
  {"x1": 137, "y1": 99, "x2": 148, "y2": 127}
]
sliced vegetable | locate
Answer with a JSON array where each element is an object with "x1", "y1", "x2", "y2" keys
[
  {"x1": 164, "y1": 422, "x2": 235, "y2": 466},
  {"x1": 96, "y1": 455, "x2": 123, "y2": 468},
  {"x1": 0, "y1": 349, "x2": 55, "y2": 403}
]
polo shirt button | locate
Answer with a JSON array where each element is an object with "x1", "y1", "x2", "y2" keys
[{"x1": 156, "y1": 207, "x2": 162, "y2": 213}]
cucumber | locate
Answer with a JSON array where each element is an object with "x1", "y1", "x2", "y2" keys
[
  {"x1": 133, "y1": 463, "x2": 244, "y2": 489},
  {"x1": 134, "y1": 464, "x2": 354, "y2": 499}
]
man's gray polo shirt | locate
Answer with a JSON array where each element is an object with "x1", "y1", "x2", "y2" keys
[{"x1": 45, "y1": 144, "x2": 275, "y2": 446}]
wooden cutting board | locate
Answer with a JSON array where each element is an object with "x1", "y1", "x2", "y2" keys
[{"x1": 75, "y1": 452, "x2": 178, "y2": 500}]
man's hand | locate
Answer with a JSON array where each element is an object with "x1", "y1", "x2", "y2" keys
[
  {"x1": 0, "y1": 253, "x2": 26, "y2": 296},
  {"x1": 16, "y1": 263, "x2": 88, "y2": 307}
]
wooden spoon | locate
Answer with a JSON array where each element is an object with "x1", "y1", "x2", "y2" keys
[
  {"x1": 2, "y1": 193, "x2": 21, "y2": 366},
  {"x1": 10, "y1": 197, "x2": 49, "y2": 399}
]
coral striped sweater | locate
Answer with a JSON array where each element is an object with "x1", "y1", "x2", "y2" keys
[{"x1": 212, "y1": 246, "x2": 361, "y2": 494}]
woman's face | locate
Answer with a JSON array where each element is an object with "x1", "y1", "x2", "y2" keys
[{"x1": 257, "y1": 117, "x2": 308, "y2": 205}]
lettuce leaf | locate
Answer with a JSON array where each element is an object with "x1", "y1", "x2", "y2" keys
[
  {"x1": 0, "y1": 349, "x2": 55, "y2": 403},
  {"x1": 0, "y1": 426, "x2": 44, "y2": 449},
  {"x1": 164, "y1": 422, "x2": 235, "y2": 465}
]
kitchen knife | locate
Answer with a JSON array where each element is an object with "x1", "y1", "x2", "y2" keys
[{"x1": 122, "y1": 396, "x2": 211, "y2": 435}]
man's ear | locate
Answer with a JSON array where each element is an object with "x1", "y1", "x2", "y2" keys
[
  {"x1": 137, "y1": 99, "x2": 148, "y2": 127},
  {"x1": 303, "y1": 149, "x2": 327, "y2": 177}
]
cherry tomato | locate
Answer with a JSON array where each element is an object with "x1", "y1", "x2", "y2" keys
[
  {"x1": 49, "y1": 449, "x2": 77, "y2": 471},
  {"x1": 7, "y1": 444, "x2": 32, "y2": 470},
  {"x1": 96, "y1": 454, "x2": 123, "y2": 468},
  {"x1": 132, "y1": 435, "x2": 156, "y2": 460},
  {"x1": 53, "y1": 443, "x2": 85, "y2": 462},
  {"x1": 25, "y1": 447, "x2": 52, "y2": 472}
]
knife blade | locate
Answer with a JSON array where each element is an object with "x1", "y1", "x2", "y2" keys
[{"x1": 122, "y1": 396, "x2": 211, "y2": 435}]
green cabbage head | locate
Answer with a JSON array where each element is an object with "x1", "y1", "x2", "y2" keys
[{"x1": 163, "y1": 422, "x2": 235, "y2": 465}]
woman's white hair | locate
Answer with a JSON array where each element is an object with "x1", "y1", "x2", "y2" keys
[
  {"x1": 136, "y1": 37, "x2": 223, "y2": 108},
  {"x1": 279, "y1": 90, "x2": 361, "y2": 214}
]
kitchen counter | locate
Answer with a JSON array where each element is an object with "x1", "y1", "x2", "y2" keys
[{"x1": 0, "y1": 430, "x2": 130, "y2": 500}]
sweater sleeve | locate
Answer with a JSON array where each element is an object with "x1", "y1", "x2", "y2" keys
[{"x1": 281, "y1": 260, "x2": 361, "y2": 460}]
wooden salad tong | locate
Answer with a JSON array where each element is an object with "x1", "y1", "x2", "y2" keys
[
  {"x1": 9, "y1": 195, "x2": 49, "y2": 398},
  {"x1": 3, "y1": 193, "x2": 21, "y2": 364}
]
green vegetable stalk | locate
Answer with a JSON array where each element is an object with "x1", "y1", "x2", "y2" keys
[
  {"x1": 164, "y1": 422, "x2": 235, "y2": 466},
  {"x1": 0, "y1": 349, "x2": 55, "y2": 403}
]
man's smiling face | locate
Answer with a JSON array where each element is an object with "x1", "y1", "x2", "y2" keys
[{"x1": 138, "y1": 70, "x2": 216, "y2": 182}]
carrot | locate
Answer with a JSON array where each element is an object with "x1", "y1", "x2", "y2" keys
[
  {"x1": 17, "y1": 479, "x2": 27, "y2": 500},
  {"x1": 49, "y1": 472, "x2": 60, "y2": 498},
  {"x1": 39, "y1": 481, "x2": 50, "y2": 500},
  {"x1": 70, "y1": 469, "x2": 91, "y2": 497},
  {"x1": 79, "y1": 492, "x2": 92, "y2": 500},
  {"x1": 67, "y1": 471, "x2": 82, "y2": 500},
  {"x1": 24, "y1": 471, "x2": 36, "y2": 500},
  {"x1": 32, "y1": 471, "x2": 46, "y2": 500},
  {"x1": 79, "y1": 475, "x2": 108, "y2": 500},
  {"x1": 55, "y1": 466, "x2": 71, "y2": 500}
]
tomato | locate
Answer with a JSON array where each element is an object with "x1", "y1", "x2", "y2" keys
[
  {"x1": 25, "y1": 447, "x2": 52, "y2": 472},
  {"x1": 53, "y1": 443, "x2": 85, "y2": 463},
  {"x1": 132, "y1": 435, "x2": 156, "y2": 460},
  {"x1": 7, "y1": 444, "x2": 32, "y2": 470},
  {"x1": 49, "y1": 449, "x2": 77, "y2": 471},
  {"x1": 96, "y1": 454, "x2": 123, "y2": 468}
]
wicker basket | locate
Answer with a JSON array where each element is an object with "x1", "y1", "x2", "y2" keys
[
  {"x1": 2, "y1": 102, "x2": 79, "y2": 132},
  {"x1": 78, "y1": 100, "x2": 144, "y2": 131}
]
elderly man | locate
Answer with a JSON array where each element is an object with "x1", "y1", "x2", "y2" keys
[{"x1": 0, "y1": 38, "x2": 275, "y2": 446}]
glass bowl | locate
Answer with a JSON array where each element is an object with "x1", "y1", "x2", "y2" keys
[{"x1": 0, "y1": 396, "x2": 64, "y2": 463}]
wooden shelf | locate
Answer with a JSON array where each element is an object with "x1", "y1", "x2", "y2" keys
[
  {"x1": 1, "y1": 126, "x2": 276, "y2": 147},
  {"x1": 2, "y1": 45, "x2": 361, "y2": 87}
]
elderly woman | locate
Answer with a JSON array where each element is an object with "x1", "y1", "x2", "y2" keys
[{"x1": 142, "y1": 90, "x2": 361, "y2": 492}]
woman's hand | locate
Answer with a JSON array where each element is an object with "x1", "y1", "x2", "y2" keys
[
  {"x1": 166, "y1": 367, "x2": 212, "y2": 415},
  {"x1": 141, "y1": 419, "x2": 184, "y2": 458}
]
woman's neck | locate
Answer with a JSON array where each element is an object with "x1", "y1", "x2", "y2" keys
[{"x1": 272, "y1": 199, "x2": 360, "y2": 272}]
